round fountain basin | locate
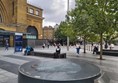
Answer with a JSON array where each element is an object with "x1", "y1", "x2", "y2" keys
[{"x1": 18, "y1": 59, "x2": 101, "y2": 83}]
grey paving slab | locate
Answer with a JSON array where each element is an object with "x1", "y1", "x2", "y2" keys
[
  {"x1": 0, "y1": 57, "x2": 28, "y2": 65},
  {"x1": 68, "y1": 55, "x2": 118, "y2": 82},
  {"x1": 105, "y1": 71, "x2": 118, "y2": 81},
  {"x1": 4, "y1": 55, "x2": 39, "y2": 61},
  {"x1": 0, "y1": 46, "x2": 118, "y2": 83},
  {"x1": 110, "y1": 80, "x2": 118, "y2": 83},
  {"x1": 1, "y1": 78, "x2": 18, "y2": 83},
  {"x1": 0, "y1": 76, "x2": 9, "y2": 82},
  {"x1": 0, "y1": 60, "x2": 19, "y2": 74}
]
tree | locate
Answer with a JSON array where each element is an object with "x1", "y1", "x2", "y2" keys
[
  {"x1": 54, "y1": 21, "x2": 77, "y2": 45},
  {"x1": 60, "y1": 22, "x2": 77, "y2": 42},
  {"x1": 103, "y1": 29, "x2": 118, "y2": 45},
  {"x1": 69, "y1": 0, "x2": 117, "y2": 59},
  {"x1": 54, "y1": 26, "x2": 66, "y2": 41},
  {"x1": 69, "y1": 0, "x2": 96, "y2": 53},
  {"x1": 89, "y1": 0, "x2": 118, "y2": 59}
]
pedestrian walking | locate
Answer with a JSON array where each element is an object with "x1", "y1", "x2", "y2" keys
[
  {"x1": 5, "y1": 40, "x2": 9, "y2": 50},
  {"x1": 76, "y1": 44, "x2": 81, "y2": 55}
]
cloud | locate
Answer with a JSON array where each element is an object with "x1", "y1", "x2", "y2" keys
[{"x1": 27, "y1": 0, "x2": 75, "y2": 27}]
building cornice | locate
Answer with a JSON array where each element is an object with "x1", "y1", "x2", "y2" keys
[{"x1": 27, "y1": 3, "x2": 43, "y2": 10}]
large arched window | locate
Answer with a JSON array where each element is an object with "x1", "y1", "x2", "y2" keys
[
  {"x1": 27, "y1": 26, "x2": 38, "y2": 39},
  {"x1": 0, "y1": 14, "x2": 2, "y2": 23}
]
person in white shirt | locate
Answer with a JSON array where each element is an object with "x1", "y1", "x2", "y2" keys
[
  {"x1": 76, "y1": 44, "x2": 81, "y2": 54},
  {"x1": 110, "y1": 44, "x2": 114, "y2": 50},
  {"x1": 56, "y1": 46, "x2": 61, "y2": 54}
]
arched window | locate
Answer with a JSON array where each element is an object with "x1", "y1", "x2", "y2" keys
[
  {"x1": 0, "y1": 14, "x2": 2, "y2": 23},
  {"x1": 27, "y1": 26, "x2": 38, "y2": 39}
]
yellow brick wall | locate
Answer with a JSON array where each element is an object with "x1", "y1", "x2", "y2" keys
[
  {"x1": 27, "y1": 4, "x2": 43, "y2": 39},
  {"x1": 27, "y1": 15, "x2": 43, "y2": 39},
  {"x1": 43, "y1": 27, "x2": 54, "y2": 40},
  {"x1": 0, "y1": 0, "x2": 43, "y2": 39},
  {"x1": 16, "y1": 0, "x2": 27, "y2": 24}
]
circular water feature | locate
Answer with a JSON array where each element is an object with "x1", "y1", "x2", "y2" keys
[{"x1": 18, "y1": 59, "x2": 101, "y2": 83}]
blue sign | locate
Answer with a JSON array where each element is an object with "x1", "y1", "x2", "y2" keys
[
  {"x1": 14, "y1": 34, "x2": 23, "y2": 52},
  {"x1": 15, "y1": 35, "x2": 22, "y2": 41}
]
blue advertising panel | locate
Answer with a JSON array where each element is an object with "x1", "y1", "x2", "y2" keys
[
  {"x1": 15, "y1": 35, "x2": 22, "y2": 41},
  {"x1": 14, "y1": 33, "x2": 23, "y2": 52}
]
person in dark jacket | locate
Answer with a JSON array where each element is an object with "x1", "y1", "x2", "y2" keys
[
  {"x1": 93, "y1": 46, "x2": 98, "y2": 54},
  {"x1": 104, "y1": 44, "x2": 108, "y2": 49}
]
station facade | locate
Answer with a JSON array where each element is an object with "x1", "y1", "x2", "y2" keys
[
  {"x1": 43, "y1": 26, "x2": 55, "y2": 40},
  {"x1": 0, "y1": 0, "x2": 43, "y2": 46}
]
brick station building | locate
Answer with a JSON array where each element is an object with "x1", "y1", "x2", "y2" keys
[{"x1": 0, "y1": 0, "x2": 43, "y2": 46}]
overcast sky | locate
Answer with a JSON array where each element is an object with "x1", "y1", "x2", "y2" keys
[{"x1": 27, "y1": 0, "x2": 75, "y2": 27}]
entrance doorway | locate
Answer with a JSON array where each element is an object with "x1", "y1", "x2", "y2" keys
[{"x1": 27, "y1": 26, "x2": 38, "y2": 39}]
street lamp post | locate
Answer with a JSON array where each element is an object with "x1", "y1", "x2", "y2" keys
[
  {"x1": 67, "y1": 0, "x2": 69, "y2": 51},
  {"x1": 67, "y1": 0, "x2": 69, "y2": 11}
]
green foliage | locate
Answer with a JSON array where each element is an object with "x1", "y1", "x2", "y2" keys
[
  {"x1": 69, "y1": 0, "x2": 96, "y2": 41},
  {"x1": 55, "y1": 0, "x2": 117, "y2": 46},
  {"x1": 68, "y1": 0, "x2": 118, "y2": 59},
  {"x1": 54, "y1": 25, "x2": 66, "y2": 40},
  {"x1": 54, "y1": 21, "x2": 77, "y2": 42},
  {"x1": 70, "y1": 0, "x2": 118, "y2": 41},
  {"x1": 87, "y1": 33, "x2": 100, "y2": 42},
  {"x1": 103, "y1": 28, "x2": 118, "y2": 44}
]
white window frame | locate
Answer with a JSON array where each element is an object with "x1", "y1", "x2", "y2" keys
[
  {"x1": 36, "y1": 10, "x2": 39, "y2": 15},
  {"x1": 29, "y1": 8, "x2": 34, "y2": 14}
]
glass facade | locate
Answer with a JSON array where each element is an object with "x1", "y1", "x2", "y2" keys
[{"x1": 0, "y1": 35, "x2": 10, "y2": 47}]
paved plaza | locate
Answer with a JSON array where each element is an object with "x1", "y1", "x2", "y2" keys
[{"x1": 0, "y1": 46, "x2": 118, "y2": 83}]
